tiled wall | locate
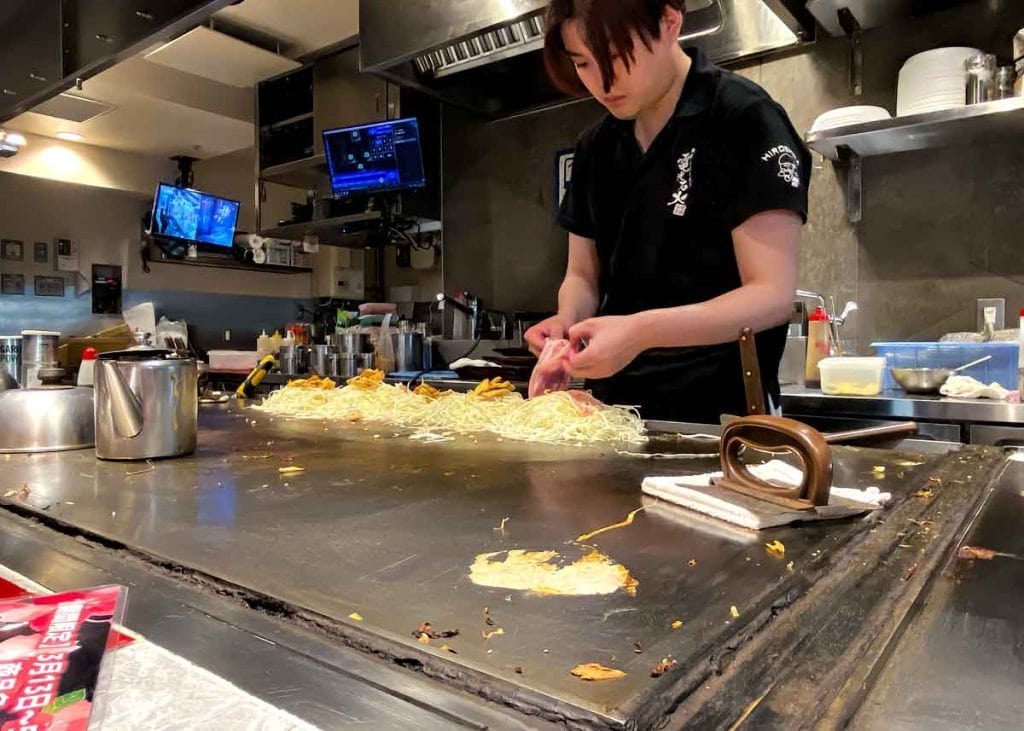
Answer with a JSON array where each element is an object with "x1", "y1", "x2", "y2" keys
[{"x1": 441, "y1": 2, "x2": 1024, "y2": 350}]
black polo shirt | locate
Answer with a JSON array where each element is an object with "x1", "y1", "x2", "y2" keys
[{"x1": 557, "y1": 47, "x2": 810, "y2": 424}]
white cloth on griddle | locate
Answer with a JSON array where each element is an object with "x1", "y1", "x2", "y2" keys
[
  {"x1": 449, "y1": 358, "x2": 499, "y2": 369},
  {"x1": 641, "y1": 459, "x2": 891, "y2": 530}
]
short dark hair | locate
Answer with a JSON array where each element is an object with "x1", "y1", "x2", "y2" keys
[{"x1": 543, "y1": 0, "x2": 685, "y2": 95}]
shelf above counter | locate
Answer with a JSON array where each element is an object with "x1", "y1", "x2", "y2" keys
[
  {"x1": 260, "y1": 211, "x2": 383, "y2": 245},
  {"x1": 259, "y1": 154, "x2": 328, "y2": 189},
  {"x1": 147, "y1": 247, "x2": 312, "y2": 274},
  {"x1": 261, "y1": 212, "x2": 441, "y2": 247},
  {"x1": 806, "y1": 96, "x2": 1024, "y2": 160}
]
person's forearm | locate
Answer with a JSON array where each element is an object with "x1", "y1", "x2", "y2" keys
[
  {"x1": 557, "y1": 273, "x2": 599, "y2": 326},
  {"x1": 633, "y1": 283, "x2": 792, "y2": 350}
]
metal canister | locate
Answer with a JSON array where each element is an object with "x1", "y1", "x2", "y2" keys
[
  {"x1": 0, "y1": 335, "x2": 21, "y2": 389},
  {"x1": 392, "y1": 332, "x2": 424, "y2": 372},
  {"x1": 995, "y1": 66, "x2": 1017, "y2": 99},
  {"x1": 19, "y1": 330, "x2": 59, "y2": 388},
  {"x1": 337, "y1": 353, "x2": 357, "y2": 379},
  {"x1": 336, "y1": 332, "x2": 373, "y2": 354},
  {"x1": 279, "y1": 345, "x2": 300, "y2": 375},
  {"x1": 965, "y1": 53, "x2": 997, "y2": 104},
  {"x1": 310, "y1": 344, "x2": 333, "y2": 376},
  {"x1": 1013, "y1": 29, "x2": 1024, "y2": 97},
  {"x1": 355, "y1": 353, "x2": 376, "y2": 372}
]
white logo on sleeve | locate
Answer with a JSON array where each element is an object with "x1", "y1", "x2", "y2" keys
[
  {"x1": 760, "y1": 145, "x2": 801, "y2": 188},
  {"x1": 667, "y1": 148, "x2": 696, "y2": 217}
]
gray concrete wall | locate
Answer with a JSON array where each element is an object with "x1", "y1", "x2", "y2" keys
[{"x1": 441, "y1": 2, "x2": 1024, "y2": 349}]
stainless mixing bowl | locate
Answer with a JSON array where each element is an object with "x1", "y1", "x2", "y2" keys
[{"x1": 890, "y1": 367, "x2": 952, "y2": 395}]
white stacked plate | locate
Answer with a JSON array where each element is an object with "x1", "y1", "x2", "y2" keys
[
  {"x1": 809, "y1": 105, "x2": 892, "y2": 133},
  {"x1": 897, "y1": 47, "x2": 980, "y2": 117}
]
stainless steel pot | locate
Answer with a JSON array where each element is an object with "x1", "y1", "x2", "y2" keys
[
  {"x1": 20, "y1": 330, "x2": 59, "y2": 388},
  {"x1": 336, "y1": 332, "x2": 374, "y2": 354},
  {"x1": 0, "y1": 335, "x2": 21, "y2": 390},
  {"x1": 392, "y1": 332, "x2": 424, "y2": 372},
  {"x1": 337, "y1": 353, "x2": 357, "y2": 379},
  {"x1": 355, "y1": 353, "x2": 376, "y2": 372},
  {"x1": 94, "y1": 349, "x2": 198, "y2": 460},
  {"x1": 310, "y1": 344, "x2": 335, "y2": 376},
  {"x1": 0, "y1": 386, "x2": 95, "y2": 453}
]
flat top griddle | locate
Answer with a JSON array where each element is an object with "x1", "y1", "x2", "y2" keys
[{"x1": 0, "y1": 404, "x2": 999, "y2": 729}]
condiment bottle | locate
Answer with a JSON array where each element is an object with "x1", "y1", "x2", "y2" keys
[
  {"x1": 805, "y1": 307, "x2": 831, "y2": 389},
  {"x1": 256, "y1": 330, "x2": 273, "y2": 360},
  {"x1": 77, "y1": 347, "x2": 98, "y2": 387}
]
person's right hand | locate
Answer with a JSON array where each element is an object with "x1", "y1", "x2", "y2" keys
[{"x1": 524, "y1": 315, "x2": 569, "y2": 356}]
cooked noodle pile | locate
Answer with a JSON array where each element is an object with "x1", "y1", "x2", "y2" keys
[{"x1": 254, "y1": 372, "x2": 646, "y2": 445}]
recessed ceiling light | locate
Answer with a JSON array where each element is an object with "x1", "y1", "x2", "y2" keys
[
  {"x1": 0, "y1": 130, "x2": 26, "y2": 147},
  {"x1": 56, "y1": 131, "x2": 83, "y2": 142}
]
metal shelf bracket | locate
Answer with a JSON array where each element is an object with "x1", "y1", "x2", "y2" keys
[
  {"x1": 837, "y1": 8, "x2": 864, "y2": 97},
  {"x1": 836, "y1": 145, "x2": 862, "y2": 224}
]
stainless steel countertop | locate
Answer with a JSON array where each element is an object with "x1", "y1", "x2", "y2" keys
[
  {"x1": 782, "y1": 386, "x2": 1024, "y2": 425},
  {"x1": 0, "y1": 509, "x2": 542, "y2": 730},
  {"x1": 0, "y1": 403, "x2": 1005, "y2": 729},
  {"x1": 853, "y1": 457, "x2": 1024, "y2": 730}
]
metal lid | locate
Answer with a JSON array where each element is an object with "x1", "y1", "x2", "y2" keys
[{"x1": 20, "y1": 330, "x2": 59, "y2": 337}]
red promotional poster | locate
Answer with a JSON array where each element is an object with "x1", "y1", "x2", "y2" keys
[{"x1": 0, "y1": 586, "x2": 127, "y2": 731}]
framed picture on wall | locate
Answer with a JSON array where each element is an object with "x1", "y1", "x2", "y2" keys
[
  {"x1": 33, "y1": 241, "x2": 49, "y2": 264},
  {"x1": 34, "y1": 275, "x2": 65, "y2": 297},
  {"x1": 1, "y1": 239, "x2": 24, "y2": 261},
  {"x1": 1, "y1": 273, "x2": 25, "y2": 295}
]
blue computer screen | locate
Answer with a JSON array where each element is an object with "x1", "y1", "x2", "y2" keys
[
  {"x1": 150, "y1": 184, "x2": 240, "y2": 247},
  {"x1": 323, "y1": 117, "x2": 426, "y2": 197}
]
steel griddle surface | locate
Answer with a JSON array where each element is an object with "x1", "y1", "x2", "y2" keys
[{"x1": 0, "y1": 404, "x2": 943, "y2": 728}]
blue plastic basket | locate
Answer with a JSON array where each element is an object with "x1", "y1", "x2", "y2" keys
[{"x1": 871, "y1": 342, "x2": 1019, "y2": 391}]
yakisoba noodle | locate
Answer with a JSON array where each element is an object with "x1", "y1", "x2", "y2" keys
[{"x1": 255, "y1": 372, "x2": 646, "y2": 445}]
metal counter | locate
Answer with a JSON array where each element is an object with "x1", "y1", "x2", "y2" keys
[
  {"x1": 0, "y1": 404, "x2": 1007, "y2": 729},
  {"x1": 782, "y1": 386, "x2": 1024, "y2": 427},
  {"x1": 852, "y1": 457, "x2": 1024, "y2": 730}
]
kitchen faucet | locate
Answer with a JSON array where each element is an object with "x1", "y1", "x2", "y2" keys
[{"x1": 796, "y1": 289, "x2": 858, "y2": 355}]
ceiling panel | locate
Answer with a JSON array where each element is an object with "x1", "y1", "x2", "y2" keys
[
  {"x1": 143, "y1": 26, "x2": 300, "y2": 87},
  {"x1": 215, "y1": 0, "x2": 359, "y2": 57}
]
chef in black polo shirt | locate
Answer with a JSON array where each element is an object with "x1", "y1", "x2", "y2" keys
[{"x1": 525, "y1": 0, "x2": 811, "y2": 424}]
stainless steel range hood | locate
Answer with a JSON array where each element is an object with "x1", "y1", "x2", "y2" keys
[{"x1": 359, "y1": 0, "x2": 815, "y2": 118}]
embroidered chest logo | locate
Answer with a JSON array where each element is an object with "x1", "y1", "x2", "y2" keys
[
  {"x1": 667, "y1": 148, "x2": 696, "y2": 217},
  {"x1": 761, "y1": 145, "x2": 801, "y2": 188}
]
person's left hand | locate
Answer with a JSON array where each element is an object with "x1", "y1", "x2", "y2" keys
[{"x1": 566, "y1": 315, "x2": 646, "y2": 380}]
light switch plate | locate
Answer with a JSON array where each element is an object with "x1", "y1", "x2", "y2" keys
[{"x1": 976, "y1": 298, "x2": 1005, "y2": 331}]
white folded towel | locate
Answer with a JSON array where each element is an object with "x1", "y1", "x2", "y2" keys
[{"x1": 641, "y1": 459, "x2": 891, "y2": 530}]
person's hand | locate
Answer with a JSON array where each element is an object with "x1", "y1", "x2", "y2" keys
[
  {"x1": 566, "y1": 315, "x2": 646, "y2": 380},
  {"x1": 524, "y1": 315, "x2": 569, "y2": 356}
]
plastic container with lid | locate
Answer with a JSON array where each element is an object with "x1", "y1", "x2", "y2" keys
[
  {"x1": 77, "y1": 347, "x2": 98, "y2": 387},
  {"x1": 818, "y1": 357, "x2": 886, "y2": 396},
  {"x1": 207, "y1": 350, "x2": 260, "y2": 372}
]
